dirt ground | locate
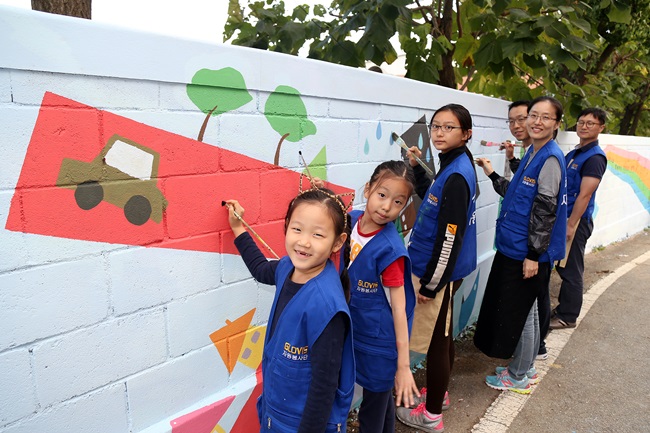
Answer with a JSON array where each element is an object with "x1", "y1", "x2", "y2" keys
[{"x1": 345, "y1": 230, "x2": 647, "y2": 432}]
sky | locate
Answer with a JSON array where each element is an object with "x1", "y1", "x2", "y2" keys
[
  {"x1": 0, "y1": 0, "x2": 316, "y2": 44},
  {"x1": 0, "y1": 0, "x2": 405, "y2": 73}
]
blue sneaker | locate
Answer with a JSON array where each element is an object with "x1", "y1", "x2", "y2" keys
[
  {"x1": 485, "y1": 369, "x2": 531, "y2": 394},
  {"x1": 495, "y1": 366, "x2": 540, "y2": 385}
]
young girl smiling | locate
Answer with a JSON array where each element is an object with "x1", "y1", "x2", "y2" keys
[{"x1": 225, "y1": 186, "x2": 355, "y2": 433}]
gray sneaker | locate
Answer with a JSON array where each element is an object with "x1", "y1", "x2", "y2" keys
[{"x1": 396, "y1": 403, "x2": 444, "y2": 432}]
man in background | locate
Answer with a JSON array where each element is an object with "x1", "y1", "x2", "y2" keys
[{"x1": 551, "y1": 108, "x2": 608, "y2": 329}]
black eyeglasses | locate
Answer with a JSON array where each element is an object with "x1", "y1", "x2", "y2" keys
[
  {"x1": 506, "y1": 117, "x2": 528, "y2": 126},
  {"x1": 577, "y1": 120, "x2": 602, "y2": 128},
  {"x1": 431, "y1": 124, "x2": 463, "y2": 133},
  {"x1": 528, "y1": 113, "x2": 557, "y2": 123}
]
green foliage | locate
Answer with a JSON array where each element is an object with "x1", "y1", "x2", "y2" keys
[{"x1": 225, "y1": 0, "x2": 650, "y2": 136}]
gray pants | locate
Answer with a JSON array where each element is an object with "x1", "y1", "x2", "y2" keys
[{"x1": 508, "y1": 300, "x2": 539, "y2": 380}]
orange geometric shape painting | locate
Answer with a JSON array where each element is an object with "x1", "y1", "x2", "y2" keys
[{"x1": 210, "y1": 309, "x2": 256, "y2": 373}]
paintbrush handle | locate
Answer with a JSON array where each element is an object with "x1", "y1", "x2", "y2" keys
[
  {"x1": 398, "y1": 141, "x2": 434, "y2": 176},
  {"x1": 232, "y1": 209, "x2": 280, "y2": 259},
  {"x1": 480, "y1": 140, "x2": 523, "y2": 147}
]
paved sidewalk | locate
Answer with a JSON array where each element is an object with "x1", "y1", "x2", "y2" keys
[
  {"x1": 476, "y1": 239, "x2": 650, "y2": 432},
  {"x1": 404, "y1": 229, "x2": 650, "y2": 433}
]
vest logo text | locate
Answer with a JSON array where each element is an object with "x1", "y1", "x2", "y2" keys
[
  {"x1": 283, "y1": 343, "x2": 309, "y2": 361},
  {"x1": 522, "y1": 176, "x2": 536, "y2": 187}
]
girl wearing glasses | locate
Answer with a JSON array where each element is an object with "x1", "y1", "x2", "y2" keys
[
  {"x1": 396, "y1": 104, "x2": 478, "y2": 433},
  {"x1": 474, "y1": 96, "x2": 567, "y2": 394}
]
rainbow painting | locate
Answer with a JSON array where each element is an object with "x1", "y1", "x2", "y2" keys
[{"x1": 604, "y1": 145, "x2": 650, "y2": 212}]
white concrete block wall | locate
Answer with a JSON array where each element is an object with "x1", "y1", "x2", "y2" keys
[
  {"x1": 166, "y1": 280, "x2": 259, "y2": 358},
  {"x1": 0, "y1": 349, "x2": 36, "y2": 425},
  {"x1": 108, "y1": 248, "x2": 222, "y2": 315},
  {"x1": 0, "y1": 258, "x2": 110, "y2": 350},
  {"x1": 1, "y1": 385, "x2": 129, "y2": 433},
  {"x1": 33, "y1": 310, "x2": 167, "y2": 407},
  {"x1": 0, "y1": 5, "x2": 648, "y2": 433},
  {"x1": 126, "y1": 346, "x2": 230, "y2": 433}
]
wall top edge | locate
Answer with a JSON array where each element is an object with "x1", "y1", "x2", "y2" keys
[
  {"x1": 558, "y1": 131, "x2": 650, "y2": 147},
  {"x1": 0, "y1": 5, "x2": 509, "y2": 118}
]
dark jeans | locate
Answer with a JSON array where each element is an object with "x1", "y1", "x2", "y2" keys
[
  {"x1": 359, "y1": 388, "x2": 395, "y2": 433},
  {"x1": 556, "y1": 218, "x2": 594, "y2": 322}
]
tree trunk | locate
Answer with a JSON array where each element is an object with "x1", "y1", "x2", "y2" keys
[
  {"x1": 619, "y1": 82, "x2": 650, "y2": 136},
  {"x1": 32, "y1": 0, "x2": 91, "y2": 19},
  {"x1": 438, "y1": 0, "x2": 456, "y2": 88}
]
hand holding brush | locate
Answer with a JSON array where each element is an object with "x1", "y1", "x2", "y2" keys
[{"x1": 222, "y1": 199, "x2": 280, "y2": 259}]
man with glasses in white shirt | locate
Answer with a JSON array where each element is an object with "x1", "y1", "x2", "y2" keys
[
  {"x1": 550, "y1": 108, "x2": 608, "y2": 329},
  {"x1": 504, "y1": 100, "x2": 533, "y2": 175}
]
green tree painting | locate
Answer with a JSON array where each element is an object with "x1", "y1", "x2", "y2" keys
[
  {"x1": 187, "y1": 67, "x2": 253, "y2": 141},
  {"x1": 264, "y1": 85, "x2": 317, "y2": 165}
]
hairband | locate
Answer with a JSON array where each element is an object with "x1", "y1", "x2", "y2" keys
[{"x1": 297, "y1": 172, "x2": 355, "y2": 230}]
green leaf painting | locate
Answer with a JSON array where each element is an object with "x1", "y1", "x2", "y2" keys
[
  {"x1": 264, "y1": 85, "x2": 316, "y2": 165},
  {"x1": 304, "y1": 146, "x2": 327, "y2": 181},
  {"x1": 187, "y1": 67, "x2": 253, "y2": 141}
]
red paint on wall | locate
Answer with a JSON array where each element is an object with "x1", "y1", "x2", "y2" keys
[
  {"x1": 5, "y1": 92, "x2": 352, "y2": 258},
  {"x1": 169, "y1": 395, "x2": 234, "y2": 433},
  {"x1": 230, "y1": 365, "x2": 263, "y2": 433}
]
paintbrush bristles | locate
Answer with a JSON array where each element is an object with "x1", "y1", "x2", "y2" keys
[{"x1": 391, "y1": 132, "x2": 434, "y2": 176}]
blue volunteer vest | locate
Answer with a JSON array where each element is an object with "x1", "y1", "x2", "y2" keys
[
  {"x1": 565, "y1": 142, "x2": 606, "y2": 219},
  {"x1": 347, "y1": 210, "x2": 416, "y2": 392},
  {"x1": 496, "y1": 140, "x2": 567, "y2": 263},
  {"x1": 259, "y1": 257, "x2": 355, "y2": 432},
  {"x1": 408, "y1": 152, "x2": 477, "y2": 281}
]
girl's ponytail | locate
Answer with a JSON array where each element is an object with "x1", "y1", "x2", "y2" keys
[{"x1": 339, "y1": 213, "x2": 352, "y2": 302}]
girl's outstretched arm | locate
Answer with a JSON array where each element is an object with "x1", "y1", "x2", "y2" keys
[{"x1": 390, "y1": 285, "x2": 420, "y2": 407}]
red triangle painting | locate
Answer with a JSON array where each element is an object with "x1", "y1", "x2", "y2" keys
[{"x1": 5, "y1": 92, "x2": 352, "y2": 258}]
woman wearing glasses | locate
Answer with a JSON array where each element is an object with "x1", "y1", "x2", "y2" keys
[
  {"x1": 473, "y1": 96, "x2": 568, "y2": 394},
  {"x1": 396, "y1": 104, "x2": 478, "y2": 432}
]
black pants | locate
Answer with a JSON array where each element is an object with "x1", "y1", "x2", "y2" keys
[
  {"x1": 425, "y1": 281, "x2": 459, "y2": 415},
  {"x1": 359, "y1": 388, "x2": 395, "y2": 433},
  {"x1": 556, "y1": 218, "x2": 594, "y2": 322}
]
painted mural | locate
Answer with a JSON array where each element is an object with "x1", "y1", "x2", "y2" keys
[
  {"x1": 5, "y1": 92, "x2": 352, "y2": 260},
  {"x1": 2, "y1": 7, "x2": 650, "y2": 433}
]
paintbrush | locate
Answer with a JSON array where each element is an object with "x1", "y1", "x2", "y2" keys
[
  {"x1": 298, "y1": 151, "x2": 315, "y2": 186},
  {"x1": 391, "y1": 132, "x2": 434, "y2": 176},
  {"x1": 222, "y1": 201, "x2": 280, "y2": 259},
  {"x1": 480, "y1": 140, "x2": 524, "y2": 148}
]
